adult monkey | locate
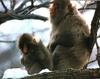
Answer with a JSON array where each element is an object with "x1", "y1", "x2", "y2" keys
[{"x1": 48, "y1": 0, "x2": 91, "y2": 70}]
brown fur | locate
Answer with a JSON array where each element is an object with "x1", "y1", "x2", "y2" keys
[
  {"x1": 18, "y1": 33, "x2": 53, "y2": 74},
  {"x1": 48, "y1": 0, "x2": 91, "y2": 70}
]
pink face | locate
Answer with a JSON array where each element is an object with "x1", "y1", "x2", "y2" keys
[
  {"x1": 49, "y1": 0, "x2": 57, "y2": 16},
  {"x1": 21, "y1": 45, "x2": 28, "y2": 54}
]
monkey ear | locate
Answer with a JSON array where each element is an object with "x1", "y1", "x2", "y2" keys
[
  {"x1": 32, "y1": 36, "x2": 40, "y2": 44},
  {"x1": 32, "y1": 38, "x2": 37, "y2": 45}
]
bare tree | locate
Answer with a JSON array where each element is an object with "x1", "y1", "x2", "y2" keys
[{"x1": 0, "y1": 0, "x2": 52, "y2": 24}]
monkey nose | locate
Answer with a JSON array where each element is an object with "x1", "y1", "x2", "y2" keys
[{"x1": 23, "y1": 46, "x2": 28, "y2": 54}]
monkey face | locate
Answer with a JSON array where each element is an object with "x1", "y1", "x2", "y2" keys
[
  {"x1": 21, "y1": 45, "x2": 28, "y2": 54},
  {"x1": 22, "y1": 42, "x2": 38, "y2": 55},
  {"x1": 18, "y1": 33, "x2": 39, "y2": 55}
]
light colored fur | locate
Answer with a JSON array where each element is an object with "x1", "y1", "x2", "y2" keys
[{"x1": 49, "y1": 0, "x2": 91, "y2": 70}]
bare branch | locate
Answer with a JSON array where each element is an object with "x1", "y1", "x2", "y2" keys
[
  {"x1": 15, "y1": 1, "x2": 52, "y2": 15},
  {"x1": 15, "y1": 0, "x2": 30, "y2": 12},
  {"x1": 97, "y1": 35, "x2": 100, "y2": 38},
  {"x1": 25, "y1": 1, "x2": 53, "y2": 15},
  {"x1": 15, "y1": 6, "x2": 31, "y2": 15},
  {"x1": 10, "y1": 0, "x2": 16, "y2": 10},
  {"x1": 0, "y1": 40, "x2": 15, "y2": 43},
  {"x1": 0, "y1": 12, "x2": 48, "y2": 24},
  {"x1": 0, "y1": 0, "x2": 52, "y2": 24},
  {"x1": 82, "y1": 0, "x2": 88, "y2": 12},
  {"x1": 83, "y1": 60, "x2": 97, "y2": 69},
  {"x1": 10, "y1": 13, "x2": 48, "y2": 21},
  {"x1": 30, "y1": 0, "x2": 34, "y2": 7},
  {"x1": 0, "y1": 0, "x2": 8, "y2": 12},
  {"x1": 78, "y1": 1, "x2": 96, "y2": 11},
  {"x1": 34, "y1": 1, "x2": 53, "y2": 8}
]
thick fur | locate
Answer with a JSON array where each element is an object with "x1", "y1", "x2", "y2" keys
[
  {"x1": 48, "y1": 0, "x2": 91, "y2": 70},
  {"x1": 18, "y1": 33, "x2": 53, "y2": 74}
]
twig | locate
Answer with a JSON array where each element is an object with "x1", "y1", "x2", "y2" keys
[
  {"x1": 78, "y1": 1, "x2": 96, "y2": 11},
  {"x1": 82, "y1": 0, "x2": 88, "y2": 12},
  {"x1": 30, "y1": 0, "x2": 34, "y2": 7},
  {"x1": 0, "y1": 0, "x2": 8, "y2": 12},
  {"x1": 0, "y1": 40, "x2": 15, "y2": 43},
  {"x1": 97, "y1": 35, "x2": 100, "y2": 38},
  {"x1": 15, "y1": 0, "x2": 30, "y2": 12},
  {"x1": 9, "y1": 13, "x2": 48, "y2": 21},
  {"x1": 83, "y1": 59, "x2": 96, "y2": 69},
  {"x1": 10, "y1": 0, "x2": 16, "y2": 10},
  {"x1": 25, "y1": 1, "x2": 53, "y2": 15}
]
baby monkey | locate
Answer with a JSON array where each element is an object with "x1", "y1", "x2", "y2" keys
[{"x1": 18, "y1": 33, "x2": 53, "y2": 74}]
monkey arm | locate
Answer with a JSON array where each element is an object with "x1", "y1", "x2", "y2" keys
[{"x1": 36, "y1": 40, "x2": 53, "y2": 70}]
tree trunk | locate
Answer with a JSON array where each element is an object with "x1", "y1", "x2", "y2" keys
[{"x1": 89, "y1": 1, "x2": 100, "y2": 53}]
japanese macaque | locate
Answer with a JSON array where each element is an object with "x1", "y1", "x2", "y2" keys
[
  {"x1": 18, "y1": 33, "x2": 53, "y2": 74},
  {"x1": 48, "y1": 0, "x2": 91, "y2": 70}
]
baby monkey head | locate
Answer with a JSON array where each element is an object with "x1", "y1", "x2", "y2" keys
[{"x1": 18, "y1": 33, "x2": 39, "y2": 55}]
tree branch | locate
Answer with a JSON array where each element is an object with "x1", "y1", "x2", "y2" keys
[
  {"x1": 10, "y1": 0, "x2": 16, "y2": 10},
  {"x1": 15, "y1": 0, "x2": 30, "y2": 12},
  {"x1": 22, "y1": 68, "x2": 100, "y2": 79},
  {"x1": 89, "y1": 1, "x2": 100, "y2": 53},
  {"x1": 0, "y1": 0, "x2": 8, "y2": 12},
  {"x1": 0, "y1": 40, "x2": 15, "y2": 43},
  {"x1": 78, "y1": 1, "x2": 96, "y2": 12},
  {"x1": 0, "y1": 12, "x2": 48, "y2": 24},
  {"x1": 10, "y1": 13, "x2": 48, "y2": 21},
  {"x1": 24, "y1": 1, "x2": 52, "y2": 15},
  {"x1": 0, "y1": 0, "x2": 51, "y2": 24}
]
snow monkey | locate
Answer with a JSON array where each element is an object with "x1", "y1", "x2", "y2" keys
[
  {"x1": 48, "y1": 0, "x2": 91, "y2": 70},
  {"x1": 18, "y1": 33, "x2": 53, "y2": 74}
]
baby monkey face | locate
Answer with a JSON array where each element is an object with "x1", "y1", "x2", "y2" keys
[{"x1": 18, "y1": 33, "x2": 39, "y2": 55}]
